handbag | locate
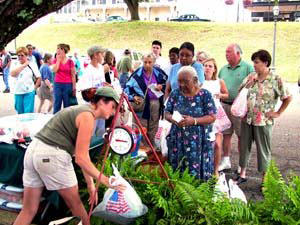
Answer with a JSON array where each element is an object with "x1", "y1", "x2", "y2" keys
[
  {"x1": 130, "y1": 74, "x2": 152, "y2": 112},
  {"x1": 27, "y1": 65, "x2": 40, "y2": 88},
  {"x1": 231, "y1": 87, "x2": 248, "y2": 118}
]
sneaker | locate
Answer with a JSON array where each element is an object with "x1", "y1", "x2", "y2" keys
[
  {"x1": 234, "y1": 166, "x2": 241, "y2": 175},
  {"x1": 3, "y1": 89, "x2": 10, "y2": 93},
  {"x1": 218, "y1": 157, "x2": 231, "y2": 172}
]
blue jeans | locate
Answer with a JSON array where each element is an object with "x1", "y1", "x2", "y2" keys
[
  {"x1": 14, "y1": 91, "x2": 35, "y2": 114},
  {"x1": 53, "y1": 82, "x2": 73, "y2": 114},
  {"x1": 3, "y1": 67, "x2": 10, "y2": 90},
  {"x1": 119, "y1": 72, "x2": 129, "y2": 89}
]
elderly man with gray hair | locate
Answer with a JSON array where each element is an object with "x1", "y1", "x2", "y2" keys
[{"x1": 218, "y1": 43, "x2": 254, "y2": 173}]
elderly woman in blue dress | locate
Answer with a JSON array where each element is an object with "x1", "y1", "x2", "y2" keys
[{"x1": 165, "y1": 66, "x2": 217, "y2": 180}]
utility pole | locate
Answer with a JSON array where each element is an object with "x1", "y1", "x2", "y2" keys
[{"x1": 272, "y1": 0, "x2": 279, "y2": 71}]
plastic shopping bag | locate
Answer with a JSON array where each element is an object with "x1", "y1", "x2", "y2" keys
[
  {"x1": 228, "y1": 179, "x2": 247, "y2": 203},
  {"x1": 154, "y1": 119, "x2": 172, "y2": 157},
  {"x1": 213, "y1": 172, "x2": 230, "y2": 201},
  {"x1": 93, "y1": 164, "x2": 147, "y2": 225},
  {"x1": 48, "y1": 216, "x2": 82, "y2": 225},
  {"x1": 214, "y1": 105, "x2": 231, "y2": 133},
  {"x1": 231, "y1": 88, "x2": 248, "y2": 118}
]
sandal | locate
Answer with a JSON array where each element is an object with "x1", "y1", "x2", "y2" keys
[{"x1": 234, "y1": 175, "x2": 247, "y2": 185}]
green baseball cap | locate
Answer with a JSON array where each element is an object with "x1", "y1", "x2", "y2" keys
[{"x1": 95, "y1": 86, "x2": 120, "y2": 104}]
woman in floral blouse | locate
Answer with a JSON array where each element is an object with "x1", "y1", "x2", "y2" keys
[
  {"x1": 165, "y1": 66, "x2": 216, "y2": 180},
  {"x1": 236, "y1": 49, "x2": 292, "y2": 185}
]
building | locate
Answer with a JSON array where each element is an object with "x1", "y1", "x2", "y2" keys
[
  {"x1": 56, "y1": 0, "x2": 178, "y2": 22},
  {"x1": 247, "y1": 0, "x2": 300, "y2": 21},
  {"x1": 55, "y1": 0, "x2": 253, "y2": 22}
]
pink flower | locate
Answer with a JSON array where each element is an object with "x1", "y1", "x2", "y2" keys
[{"x1": 256, "y1": 112, "x2": 262, "y2": 123}]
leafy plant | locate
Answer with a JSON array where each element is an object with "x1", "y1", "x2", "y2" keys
[{"x1": 73, "y1": 155, "x2": 300, "y2": 225}]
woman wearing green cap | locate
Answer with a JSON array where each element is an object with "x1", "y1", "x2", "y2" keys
[{"x1": 14, "y1": 86, "x2": 125, "y2": 225}]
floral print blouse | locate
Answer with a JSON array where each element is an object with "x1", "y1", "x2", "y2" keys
[{"x1": 241, "y1": 71, "x2": 290, "y2": 126}]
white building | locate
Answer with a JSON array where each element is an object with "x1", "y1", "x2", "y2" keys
[{"x1": 56, "y1": 0, "x2": 252, "y2": 22}]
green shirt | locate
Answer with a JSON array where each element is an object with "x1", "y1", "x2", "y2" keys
[
  {"x1": 219, "y1": 60, "x2": 254, "y2": 103},
  {"x1": 117, "y1": 56, "x2": 132, "y2": 74},
  {"x1": 35, "y1": 105, "x2": 94, "y2": 155}
]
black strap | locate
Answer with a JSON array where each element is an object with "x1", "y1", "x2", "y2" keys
[{"x1": 27, "y1": 65, "x2": 37, "y2": 82}]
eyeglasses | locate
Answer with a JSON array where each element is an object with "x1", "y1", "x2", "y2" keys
[{"x1": 179, "y1": 53, "x2": 193, "y2": 58}]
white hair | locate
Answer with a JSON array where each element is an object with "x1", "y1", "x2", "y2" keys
[
  {"x1": 177, "y1": 66, "x2": 199, "y2": 84},
  {"x1": 233, "y1": 44, "x2": 243, "y2": 55},
  {"x1": 143, "y1": 52, "x2": 156, "y2": 63}
]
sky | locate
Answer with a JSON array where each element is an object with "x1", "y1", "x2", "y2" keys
[{"x1": 176, "y1": 0, "x2": 252, "y2": 22}]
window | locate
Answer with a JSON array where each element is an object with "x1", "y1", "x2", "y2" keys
[
  {"x1": 112, "y1": 0, "x2": 116, "y2": 4},
  {"x1": 77, "y1": 0, "x2": 80, "y2": 12},
  {"x1": 92, "y1": 0, "x2": 96, "y2": 5}
]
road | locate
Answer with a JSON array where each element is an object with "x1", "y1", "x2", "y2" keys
[{"x1": 0, "y1": 79, "x2": 299, "y2": 223}]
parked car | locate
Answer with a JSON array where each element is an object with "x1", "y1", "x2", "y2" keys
[
  {"x1": 170, "y1": 14, "x2": 210, "y2": 22},
  {"x1": 106, "y1": 16, "x2": 127, "y2": 23}
]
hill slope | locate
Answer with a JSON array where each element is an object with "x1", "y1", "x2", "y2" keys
[{"x1": 9, "y1": 21, "x2": 300, "y2": 81}]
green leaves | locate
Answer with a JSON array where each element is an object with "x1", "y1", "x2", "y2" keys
[
  {"x1": 75, "y1": 155, "x2": 300, "y2": 225},
  {"x1": 33, "y1": 0, "x2": 43, "y2": 5}
]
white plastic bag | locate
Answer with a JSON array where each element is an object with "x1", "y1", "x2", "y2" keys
[
  {"x1": 228, "y1": 179, "x2": 247, "y2": 203},
  {"x1": 154, "y1": 119, "x2": 171, "y2": 157},
  {"x1": 231, "y1": 88, "x2": 248, "y2": 118},
  {"x1": 214, "y1": 105, "x2": 231, "y2": 133},
  {"x1": 93, "y1": 164, "x2": 147, "y2": 224},
  {"x1": 214, "y1": 172, "x2": 230, "y2": 199},
  {"x1": 48, "y1": 216, "x2": 82, "y2": 225}
]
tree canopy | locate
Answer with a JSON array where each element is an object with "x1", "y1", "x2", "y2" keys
[{"x1": 0, "y1": 0, "x2": 73, "y2": 47}]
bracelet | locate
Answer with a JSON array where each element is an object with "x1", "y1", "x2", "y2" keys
[{"x1": 194, "y1": 118, "x2": 197, "y2": 126}]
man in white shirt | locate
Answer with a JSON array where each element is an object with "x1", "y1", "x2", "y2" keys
[
  {"x1": 26, "y1": 44, "x2": 38, "y2": 66},
  {"x1": 151, "y1": 40, "x2": 168, "y2": 73},
  {"x1": 78, "y1": 46, "x2": 106, "y2": 91}
]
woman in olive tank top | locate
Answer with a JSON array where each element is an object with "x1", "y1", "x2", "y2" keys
[{"x1": 14, "y1": 87, "x2": 125, "y2": 225}]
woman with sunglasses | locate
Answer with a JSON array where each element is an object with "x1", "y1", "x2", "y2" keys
[{"x1": 10, "y1": 47, "x2": 41, "y2": 114}]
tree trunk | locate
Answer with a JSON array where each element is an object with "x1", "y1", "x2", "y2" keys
[
  {"x1": 0, "y1": 0, "x2": 73, "y2": 47},
  {"x1": 124, "y1": 0, "x2": 140, "y2": 21}
]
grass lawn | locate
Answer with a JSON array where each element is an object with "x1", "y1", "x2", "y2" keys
[{"x1": 7, "y1": 21, "x2": 300, "y2": 81}]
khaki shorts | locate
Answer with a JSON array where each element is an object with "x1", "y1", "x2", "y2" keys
[
  {"x1": 221, "y1": 102, "x2": 241, "y2": 136},
  {"x1": 23, "y1": 138, "x2": 77, "y2": 190}
]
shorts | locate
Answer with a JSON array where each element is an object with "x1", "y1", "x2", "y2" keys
[
  {"x1": 23, "y1": 138, "x2": 77, "y2": 190},
  {"x1": 221, "y1": 102, "x2": 241, "y2": 136}
]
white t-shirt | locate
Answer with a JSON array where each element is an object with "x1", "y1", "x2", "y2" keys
[
  {"x1": 10, "y1": 62, "x2": 41, "y2": 94},
  {"x1": 202, "y1": 79, "x2": 221, "y2": 107},
  {"x1": 164, "y1": 62, "x2": 172, "y2": 76},
  {"x1": 78, "y1": 63, "x2": 105, "y2": 91},
  {"x1": 154, "y1": 56, "x2": 168, "y2": 74}
]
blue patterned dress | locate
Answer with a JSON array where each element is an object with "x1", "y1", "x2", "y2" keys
[{"x1": 165, "y1": 88, "x2": 217, "y2": 180}]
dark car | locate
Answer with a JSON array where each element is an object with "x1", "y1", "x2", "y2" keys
[{"x1": 170, "y1": 14, "x2": 210, "y2": 22}]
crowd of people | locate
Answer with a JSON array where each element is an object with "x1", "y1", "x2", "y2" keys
[{"x1": 0, "y1": 40, "x2": 292, "y2": 225}]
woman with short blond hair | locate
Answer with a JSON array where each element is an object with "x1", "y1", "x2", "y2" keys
[{"x1": 10, "y1": 47, "x2": 41, "y2": 114}]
